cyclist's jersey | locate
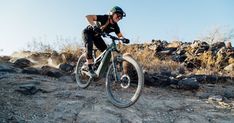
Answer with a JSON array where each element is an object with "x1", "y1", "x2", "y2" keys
[{"x1": 86, "y1": 15, "x2": 120, "y2": 35}]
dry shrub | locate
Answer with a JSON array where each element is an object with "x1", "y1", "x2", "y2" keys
[
  {"x1": 120, "y1": 44, "x2": 181, "y2": 73},
  {"x1": 228, "y1": 57, "x2": 234, "y2": 64},
  {"x1": 193, "y1": 68, "x2": 234, "y2": 77},
  {"x1": 198, "y1": 51, "x2": 216, "y2": 68},
  {"x1": 192, "y1": 68, "x2": 219, "y2": 75},
  {"x1": 60, "y1": 43, "x2": 84, "y2": 57}
]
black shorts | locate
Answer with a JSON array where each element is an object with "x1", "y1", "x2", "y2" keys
[{"x1": 82, "y1": 28, "x2": 107, "y2": 59}]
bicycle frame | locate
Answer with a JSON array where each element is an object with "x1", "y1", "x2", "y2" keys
[{"x1": 94, "y1": 36, "x2": 119, "y2": 79}]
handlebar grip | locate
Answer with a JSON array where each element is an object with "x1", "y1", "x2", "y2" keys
[{"x1": 122, "y1": 39, "x2": 130, "y2": 44}]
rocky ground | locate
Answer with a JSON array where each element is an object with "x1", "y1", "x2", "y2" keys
[
  {"x1": 0, "y1": 40, "x2": 234, "y2": 122},
  {"x1": 0, "y1": 70, "x2": 234, "y2": 123}
]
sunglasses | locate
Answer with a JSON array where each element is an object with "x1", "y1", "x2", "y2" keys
[{"x1": 116, "y1": 13, "x2": 123, "y2": 19}]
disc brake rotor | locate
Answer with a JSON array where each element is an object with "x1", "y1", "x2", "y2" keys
[{"x1": 120, "y1": 74, "x2": 131, "y2": 88}]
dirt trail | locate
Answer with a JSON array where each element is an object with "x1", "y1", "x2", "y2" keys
[{"x1": 0, "y1": 72, "x2": 234, "y2": 123}]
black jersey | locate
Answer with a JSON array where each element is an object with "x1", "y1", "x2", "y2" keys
[
  {"x1": 96, "y1": 15, "x2": 120, "y2": 34},
  {"x1": 86, "y1": 15, "x2": 120, "y2": 35}
]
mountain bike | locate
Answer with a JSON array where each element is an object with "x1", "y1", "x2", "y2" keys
[{"x1": 75, "y1": 33, "x2": 144, "y2": 108}]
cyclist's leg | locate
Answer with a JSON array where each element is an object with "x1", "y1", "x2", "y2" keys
[
  {"x1": 82, "y1": 29, "x2": 94, "y2": 61},
  {"x1": 93, "y1": 36, "x2": 107, "y2": 52},
  {"x1": 82, "y1": 29, "x2": 96, "y2": 77}
]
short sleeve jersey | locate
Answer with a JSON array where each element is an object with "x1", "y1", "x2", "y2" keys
[{"x1": 96, "y1": 15, "x2": 120, "y2": 35}]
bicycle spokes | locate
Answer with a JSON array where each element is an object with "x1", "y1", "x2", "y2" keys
[
  {"x1": 106, "y1": 56, "x2": 142, "y2": 107},
  {"x1": 75, "y1": 54, "x2": 93, "y2": 88}
]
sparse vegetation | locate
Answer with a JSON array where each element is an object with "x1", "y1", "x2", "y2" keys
[
  {"x1": 26, "y1": 35, "x2": 84, "y2": 56},
  {"x1": 20, "y1": 30, "x2": 233, "y2": 77},
  {"x1": 199, "y1": 26, "x2": 234, "y2": 44}
]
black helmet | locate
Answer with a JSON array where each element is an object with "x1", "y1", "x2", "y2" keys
[{"x1": 110, "y1": 6, "x2": 126, "y2": 17}]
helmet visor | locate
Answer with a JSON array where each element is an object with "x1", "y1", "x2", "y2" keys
[{"x1": 115, "y1": 11, "x2": 126, "y2": 17}]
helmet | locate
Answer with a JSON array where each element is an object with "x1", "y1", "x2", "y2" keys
[{"x1": 110, "y1": 6, "x2": 126, "y2": 17}]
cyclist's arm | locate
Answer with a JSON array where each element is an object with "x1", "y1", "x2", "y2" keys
[{"x1": 85, "y1": 15, "x2": 97, "y2": 26}]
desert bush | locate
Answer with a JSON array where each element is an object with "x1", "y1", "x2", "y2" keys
[
  {"x1": 120, "y1": 43, "x2": 181, "y2": 73},
  {"x1": 198, "y1": 51, "x2": 216, "y2": 68},
  {"x1": 26, "y1": 40, "x2": 53, "y2": 53},
  {"x1": 26, "y1": 35, "x2": 83, "y2": 56},
  {"x1": 199, "y1": 26, "x2": 234, "y2": 44}
]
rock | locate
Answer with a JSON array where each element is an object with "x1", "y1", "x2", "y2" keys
[
  {"x1": 7, "y1": 115, "x2": 26, "y2": 123},
  {"x1": 13, "y1": 58, "x2": 32, "y2": 68},
  {"x1": 191, "y1": 40, "x2": 201, "y2": 49},
  {"x1": 169, "y1": 78, "x2": 179, "y2": 85},
  {"x1": 224, "y1": 63, "x2": 234, "y2": 72},
  {"x1": 201, "y1": 42, "x2": 210, "y2": 49},
  {"x1": 176, "y1": 65, "x2": 186, "y2": 74},
  {"x1": 160, "y1": 70, "x2": 172, "y2": 77},
  {"x1": 22, "y1": 67, "x2": 41, "y2": 74},
  {"x1": 203, "y1": 75, "x2": 217, "y2": 83},
  {"x1": 174, "y1": 117, "x2": 192, "y2": 123},
  {"x1": 166, "y1": 41, "x2": 182, "y2": 48},
  {"x1": 176, "y1": 48, "x2": 186, "y2": 55},
  {"x1": 195, "y1": 48, "x2": 206, "y2": 54},
  {"x1": 159, "y1": 48, "x2": 177, "y2": 55},
  {"x1": 144, "y1": 73, "x2": 171, "y2": 87},
  {"x1": 0, "y1": 62, "x2": 20, "y2": 73},
  {"x1": 208, "y1": 95, "x2": 223, "y2": 102},
  {"x1": 189, "y1": 75, "x2": 217, "y2": 84},
  {"x1": 210, "y1": 42, "x2": 225, "y2": 52},
  {"x1": 15, "y1": 84, "x2": 39, "y2": 95},
  {"x1": 194, "y1": 42, "x2": 209, "y2": 54},
  {"x1": 78, "y1": 111, "x2": 121, "y2": 123},
  {"x1": 215, "y1": 47, "x2": 228, "y2": 69},
  {"x1": 172, "y1": 54, "x2": 187, "y2": 62},
  {"x1": 150, "y1": 40, "x2": 164, "y2": 53},
  {"x1": 224, "y1": 90, "x2": 234, "y2": 99},
  {"x1": 58, "y1": 75, "x2": 75, "y2": 83},
  {"x1": 197, "y1": 92, "x2": 211, "y2": 99},
  {"x1": 183, "y1": 58, "x2": 201, "y2": 69},
  {"x1": 226, "y1": 41, "x2": 232, "y2": 49},
  {"x1": 59, "y1": 63, "x2": 74, "y2": 72},
  {"x1": 41, "y1": 66, "x2": 63, "y2": 78},
  {"x1": 0, "y1": 56, "x2": 11, "y2": 62},
  {"x1": 177, "y1": 78, "x2": 199, "y2": 90}
]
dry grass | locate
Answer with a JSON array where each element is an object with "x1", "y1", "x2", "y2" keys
[
  {"x1": 192, "y1": 68, "x2": 234, "y2": 77},
  {"x1": 26, "y1": 38, "x2": 84, "y2": 56},
  {"x1": 120, "y1": 44, "x2": 181, "y2": 73},
  {"x1": 198, "y1": 51, "x2": 216, "y2": 68}
]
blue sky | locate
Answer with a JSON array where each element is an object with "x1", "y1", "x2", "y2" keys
[{"x1": 0, "y1": 0, "x2": 234, "y2": 55}]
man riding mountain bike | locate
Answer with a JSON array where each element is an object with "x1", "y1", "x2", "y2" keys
[{"x1": 82, "y1": 6, "x2": 130, "y2": 77}]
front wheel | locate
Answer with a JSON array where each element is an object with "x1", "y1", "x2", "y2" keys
[
  {"x1": 75, "y1": 54, "x2": 93, "y2": 88},
  {"x1": 106, "y1": 55, "x2": 144, "y2": 108}
]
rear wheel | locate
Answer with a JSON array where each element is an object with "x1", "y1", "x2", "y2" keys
[{"x1": 106, "y1": 55, "x2": 144, "y2": 108}]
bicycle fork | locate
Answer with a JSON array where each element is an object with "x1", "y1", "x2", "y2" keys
[{"x1": 111, "y1": 53, "x2": 123, "y2": 82}]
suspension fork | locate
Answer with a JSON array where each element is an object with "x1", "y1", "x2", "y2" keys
[{"x1": 111, "y1": 52, "x2": 121, "y2": 82}]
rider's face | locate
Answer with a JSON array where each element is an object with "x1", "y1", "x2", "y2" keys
[{"x1": 112, "y1": 13, "x2": 122, "y2": 23}]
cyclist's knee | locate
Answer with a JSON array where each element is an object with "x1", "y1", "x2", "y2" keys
[
  {"x1": 86, "y1": 53, "x2": 93, "y2": 59},
  {"x1": 100, "y1": 45, "x2": 107, "y2": 52}
]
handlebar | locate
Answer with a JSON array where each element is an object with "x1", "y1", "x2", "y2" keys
[
  {"x1": 101, "y1": 33, "x2": 130, "y2": 44},
  {"x1": 102, "y1": 33, "x2": 120, "y2": 40}
]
